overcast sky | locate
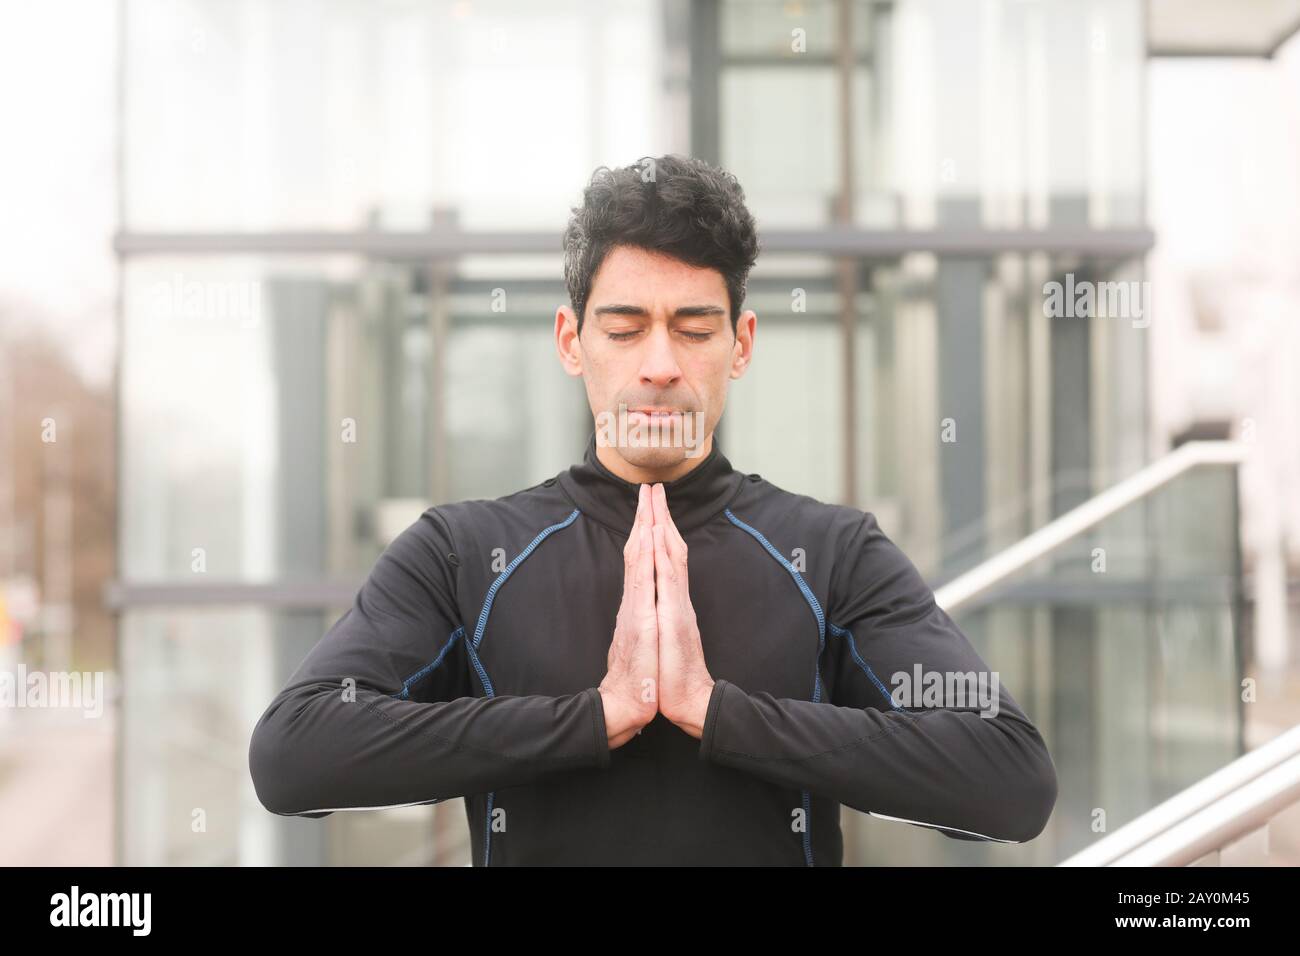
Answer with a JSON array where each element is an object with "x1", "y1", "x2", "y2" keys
[{"x1": 0, "y1": 1, "x2": 117, "y2": 390}]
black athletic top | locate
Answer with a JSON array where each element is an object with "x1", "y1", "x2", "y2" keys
[{"x1": 248, "y1": 432, "x2": 1058, "y2": 865}]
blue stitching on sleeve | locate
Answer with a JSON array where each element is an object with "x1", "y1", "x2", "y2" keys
[
  {"x1": 392, "y1": 625, "x2": 465, "y2": 701},
  {"x1": 724, "y1": 509, "x2": 825, "y2": 640},
  {"x1": 472, "y1": 509, "x2": 581, "y2": 651},
  {"x1": 827, "y1": 621, "x2": 904, "y2": 712},
  {"x1": 724, "y1": 507, "x2": 822, "y2": 868},
  {"x1": 466, "y1": 508, "x2": 582, "y2": 866},
  {"x1": 727, "y1": 517, "x2": 989, "y2": 844},
  {"x1": 464, "y1": 632, "x2": 495, "y2": 698}
]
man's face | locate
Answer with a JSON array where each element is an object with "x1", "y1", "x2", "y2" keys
[{"x1": 555, "y1": 244, "x2": 755, "y2": 473}]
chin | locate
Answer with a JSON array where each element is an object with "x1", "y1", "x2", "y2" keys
[{"x1": 616, "y1": 443, "x2": 688, "y2": 470}]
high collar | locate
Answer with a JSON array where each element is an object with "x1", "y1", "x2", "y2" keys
[{"x1": 557, "y1": 430, "x2": 745, "y2": 534}]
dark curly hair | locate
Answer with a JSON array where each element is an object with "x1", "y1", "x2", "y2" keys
[{"x1": 562, "y1": 154, "x2": 760, "y2": 336}]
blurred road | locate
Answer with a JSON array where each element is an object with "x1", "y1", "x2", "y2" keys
[{"x1": 0, "y1": 706, "x2": 114, "y2": 866}]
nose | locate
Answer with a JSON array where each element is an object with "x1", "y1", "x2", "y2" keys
[{"x1": 638, "y1": 323, "x2": 682, "y2": 389}]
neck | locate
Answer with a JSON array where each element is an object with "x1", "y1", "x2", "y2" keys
[
  {"x1": 558, "y1": 429, "x2": 742, "y2": 534},
  {"x1": 594, "y1": 430, "x2": 715, "y2": 485}
]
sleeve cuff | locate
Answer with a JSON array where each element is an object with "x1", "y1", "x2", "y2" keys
[
  {"x1": 584, "y1": 686, "x2": 612, "y2": 769},
  {"x1": 697, "y1": 678, "x2": 730, "y2": 763}
]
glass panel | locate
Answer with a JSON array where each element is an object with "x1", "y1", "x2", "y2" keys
[
  {"x1": 123, "y1": 0, "x2": 668, "y2": 231},
  {"x1": 721, "y1": 66, "x2": 841, "y2": 227},
  {"x1": 120, "y1": 606, "x2": 471, "y2": 865},
  {"x1": 121, "y1": 255, "x2": 422, "y2": 581},
  {"x1": 121, "y1": 255, "x2": 591, "y2": 583},
  {"x1": 444, "y1": 255, "x2": 589, "y2": 500},
  {"x1": 718, "y1": 0, "x2": 1145, "y2": 230},
  {"x1": 852, "y1": 252, "x2": 1147, "y2": 579},
  {"x1": 842, "y1": 461, "x2": 1242, "y2": 865},
  {"x1": 722, "y1": 254, "x2": 844, "y2": 503},
  {"x1": 721, "y1": 0, "x2": 874, "y2": 58}
]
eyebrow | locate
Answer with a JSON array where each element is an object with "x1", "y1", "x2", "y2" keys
[{"x1": 592, "y1": 304, "x2": 726, "y2": 319}]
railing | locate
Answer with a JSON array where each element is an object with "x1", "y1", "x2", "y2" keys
[
  {"x1": 934, "y1": 441, "x2": 1248, "y2": 615},
  {"x1": 923, "y1": 440, "x2": 1294, "y2": 867},
  {"x1": 848, "y1": 440, "x2": 1248, "y2": 865},
  {"x1": 1059, "y1": 724, "x2": 1300, "y2": 866}
]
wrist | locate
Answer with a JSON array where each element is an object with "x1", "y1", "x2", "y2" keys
[
  {"x1": 599, "y1": 687, "x2": 649, "y2": 744},
  {"x1": 667, "y1": 679, "x2": 716, "y2": 739}
]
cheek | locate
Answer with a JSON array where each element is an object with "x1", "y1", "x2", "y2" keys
[
  {"x1": 685, "y1": 348, "x2": 734, "y2": 394},
  {"x1": 582, "y1": 349, "x2": 628, "y2": 402}
]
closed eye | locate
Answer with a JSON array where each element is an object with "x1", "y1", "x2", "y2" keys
[{"x1": 607, "y1": 330, "x2": 713, "y2": 342}]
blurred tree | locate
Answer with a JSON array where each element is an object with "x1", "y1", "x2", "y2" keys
[{"x1": 0, "y1": 309, "x2": 115, "y2": 673}]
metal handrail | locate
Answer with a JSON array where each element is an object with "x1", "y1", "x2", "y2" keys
[
  {"x1": 933, "y1": 441, "x2": 1247, "y2": 615},
  {"x1": 1059, "y1": 724, "x2": 1300, "y2": 866}
]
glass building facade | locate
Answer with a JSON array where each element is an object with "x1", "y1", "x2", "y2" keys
[{"x1": 113, "y1": 0, "x2": 1241, "y2": 865}]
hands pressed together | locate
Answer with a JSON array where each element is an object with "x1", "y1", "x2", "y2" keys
[{"x1": 599, "y1": 483, "x2": 716, "y2": 748}]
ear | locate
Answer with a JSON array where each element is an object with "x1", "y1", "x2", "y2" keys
[
  {"x1": 730, "y1": 309, "x2": 756, "y2": 380},
  {"x1": 555, "y1": 305, "x2": 584, "y2": 377}
]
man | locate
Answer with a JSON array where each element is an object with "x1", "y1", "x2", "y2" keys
[{"x1": 248, "y1": 154, "x2": 1058, "y2": 866}]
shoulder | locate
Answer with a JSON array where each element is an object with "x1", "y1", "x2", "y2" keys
[
  {"x1": 722, "y1": 473, "x2": 923, "y2": 611},
  {"x1": 424, "y1": 475, "x2": 580, "y2": 555},
  {"x1": 722, "y1": 471, "x2": 876, "y2": 549}
]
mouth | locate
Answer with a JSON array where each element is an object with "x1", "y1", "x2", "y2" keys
[{"x1": 627, "y1": 406, "x2": 682, "y2": 417}]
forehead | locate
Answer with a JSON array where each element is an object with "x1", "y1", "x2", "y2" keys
[{"x1": 588, "y1": 245, "x2": 727, "y2": 304}]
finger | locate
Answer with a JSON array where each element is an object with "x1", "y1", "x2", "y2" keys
[
  {"x1": 652, "y1": 523, "x2": 677, "y2": 599},
  {"x1": 661, "y1": 483, "x2": 688, "y2": 554},
  {"x1": 654, "y1": 483, "x2": 686, "y2": 550},
  {"x1": 650, "y1": 483, "x2": 679, "y2": 562},
  {"x1": 639, "y1": 482, "x2": 654, "y2": 532},
  {"x1": 639, "y1": 486, "x2": 656, "y2": 600},
  {"x1": 625, "y1": 484, "x2": 652, "y2": 583},
  {"x1": 624, "y1": 486, "x2": 641, "y2": 560},
  {"x1": 636, "y1": 522, "x2": 656, "y2": 615},
  {"x1": 623, "y1": 499, "x2": 640, "y2": 591},
  {"x1": 652, "y1": 483, "x2": 688, "y2": 581},
  {"x1": 649, "y1": 480, "x2": 668, "y2": 528}
]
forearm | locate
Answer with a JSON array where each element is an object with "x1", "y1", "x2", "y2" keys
[
  {"x1": 697, "y1": 678, "x2": 1057, "y2": 843},
  {"x1": 249, "y1": 681, "x2": 610, "y2": 816}
]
